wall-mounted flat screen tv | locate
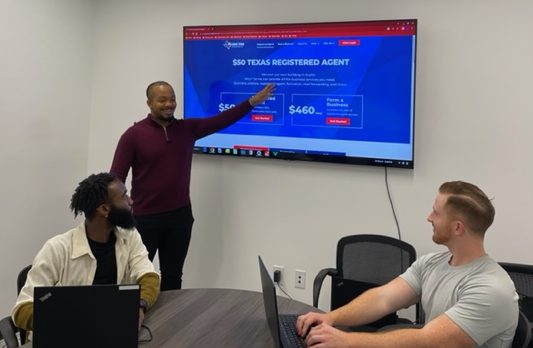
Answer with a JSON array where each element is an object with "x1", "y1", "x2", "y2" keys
[{"x1": 183, "y1": 19, "x2": 417, "y2": 168}]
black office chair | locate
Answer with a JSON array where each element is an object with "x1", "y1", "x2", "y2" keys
[
  {"x1": 313, "y1": 234, "x2": 418, "y2": 328},
  {"x1": 513, "y1": 310, "x2": 532, "y2": 348},
  {"x1": 15, "y1": 265, "x2": 31, "y2": 345},
  {"x1": 0, "y1": 315, "x2": 20, "y2": 348},
  {"x1": 17, "y1": 265, "x2": 31, "y2": 295},
  {"x1": 500, "y1": 262, "x2": 533, "y2": 347}
]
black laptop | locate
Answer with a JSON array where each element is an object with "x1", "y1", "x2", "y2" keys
[
  {"x1": 33, "y1": 284, "x2": 140, "y2": 348},
  {"x1": 258, "y1": 256, "x2": 307, "y2": 348}
]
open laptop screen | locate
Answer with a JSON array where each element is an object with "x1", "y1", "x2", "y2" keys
[{"x1": 259, "y1": 256, "x2": 284, "y2": 348}]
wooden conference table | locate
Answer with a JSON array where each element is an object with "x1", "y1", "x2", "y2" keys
[
  {"x1": 22, "y1": 288, "x2": 317, "y2": 347},
  {"x1": 140, "y1": 288, "x2": 317, "y2": 347}
]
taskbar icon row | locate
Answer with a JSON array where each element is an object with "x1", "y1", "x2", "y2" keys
[{"x1": 199, "y1": 146, "x2": 273, "y2": 158}]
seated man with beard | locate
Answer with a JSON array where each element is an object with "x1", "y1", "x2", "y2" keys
[{"x1": 12, "y1": 172, "x2": 160, "y2": 333}]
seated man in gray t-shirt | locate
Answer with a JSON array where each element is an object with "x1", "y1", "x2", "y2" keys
[{"x1": 296, "y1": 181, "x2": 518, "y2": 348}]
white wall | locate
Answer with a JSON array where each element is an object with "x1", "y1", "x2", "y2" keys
[
  {"x1": 87, "y1": 0, "x2": 533, "y2": 311},
  {"x1": 1, "y1": 0, "x2": 533, "y2": 316},
  {"x1": 0, "y1": 0, "x2": 94, "y2": 315}
]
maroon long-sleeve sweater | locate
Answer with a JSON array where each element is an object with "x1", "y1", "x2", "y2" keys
[{"x1": 110, "y1": 100, "x2": 253, "y2": 216}]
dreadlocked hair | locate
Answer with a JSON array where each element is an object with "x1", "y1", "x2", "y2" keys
[{"x1": 70, "y1": 173, "x2": 116, "y2": 219}]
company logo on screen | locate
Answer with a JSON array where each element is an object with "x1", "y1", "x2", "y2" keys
[{"x1": 223, "y1": 41, "x2": 245, "y2": 49}]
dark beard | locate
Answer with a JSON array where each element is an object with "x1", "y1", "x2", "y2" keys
[{"x1": 107, "y1": 206, "x2": 136, "y2": 229}]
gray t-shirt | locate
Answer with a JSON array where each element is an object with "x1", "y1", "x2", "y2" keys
[{"x1": 400, "y1": 252, "x2": 518, "y2": 348}]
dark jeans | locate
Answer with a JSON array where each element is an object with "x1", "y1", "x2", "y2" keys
[{"x1": 135, "y1": 205, "x2": 194, "y2": 291}]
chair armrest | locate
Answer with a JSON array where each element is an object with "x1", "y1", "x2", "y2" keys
[
  {"x1": 313, "y1": 268, "x2": 338, "y2": 308},
  {"x1": 0, "y1": 316, "x2": 20, "y2": 348}
]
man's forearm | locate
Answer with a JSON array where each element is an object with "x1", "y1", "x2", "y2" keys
[
  {"x1": 345, "y1": 327, "x2": 432, "y2": 348},
  {"x1": 340, "y1": 315, "x2": 476, "y2": 348},
  {"x1": 329, "y1": 287, "x2": 394, "y2": 327},
  {"x1": 329, "y1": 277, "x2": 418, "y2": 328}
]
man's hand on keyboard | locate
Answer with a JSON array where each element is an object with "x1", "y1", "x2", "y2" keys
[
  {"x1": 305, "y1": 323, "x2": 352, "y2": 347},
  {"x1": 296, "y1": 312, "x2": 332, "y2": 338}
]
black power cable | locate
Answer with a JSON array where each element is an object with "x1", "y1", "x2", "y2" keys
[{"x1": 385, "y1": 167, "x2": 402, "y2": 241}]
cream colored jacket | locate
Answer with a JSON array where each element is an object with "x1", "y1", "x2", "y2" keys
[{"x1": 13, "y1": 222, "x2": 159, "y2": 317}]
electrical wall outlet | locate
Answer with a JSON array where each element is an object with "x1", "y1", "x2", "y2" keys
[
  {"x1": 273, "y1": 265, "x2": 284, "y2": 285},
  {"x1": 295, "y1": 269, "x2": 306, "y2": 289}
]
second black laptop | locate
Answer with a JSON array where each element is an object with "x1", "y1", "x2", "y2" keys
[
  {"x1": 33, "y1": 284, "x2": 140, "y2": 348},
  {"x1": 259, "y1": 256, "x2": 307, "y2": 348}
]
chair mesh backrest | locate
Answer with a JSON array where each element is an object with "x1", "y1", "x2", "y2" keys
[
  {"x1": 500, "y1": 263, "x2": 533, "y2": 324},
  {"x1": 507, "y1": 272, "x2": 533, "y2": 298},
  {"x1": 338, "y1": 235, "x2": 416, "y2": 285}
]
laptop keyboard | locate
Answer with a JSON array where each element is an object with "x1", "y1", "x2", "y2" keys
[{"x1": 279, "y1": 315, "x2": 307, "y2": 348}]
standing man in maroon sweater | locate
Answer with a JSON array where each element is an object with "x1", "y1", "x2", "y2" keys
[{"x1": 110, "y1": 81, "x2": 275, "y2": 290}]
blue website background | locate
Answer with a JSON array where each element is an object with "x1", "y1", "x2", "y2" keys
[{"x1": 184, "y1": 35, "x2": 414, "y2": 144}]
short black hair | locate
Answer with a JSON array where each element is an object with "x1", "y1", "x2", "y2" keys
[
  {"x1": 70, "y1": 173, "x2": 116, "y2": 219},
  {"x1": 146, "y1": 81, "x2": 172, "y2": 99}
]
